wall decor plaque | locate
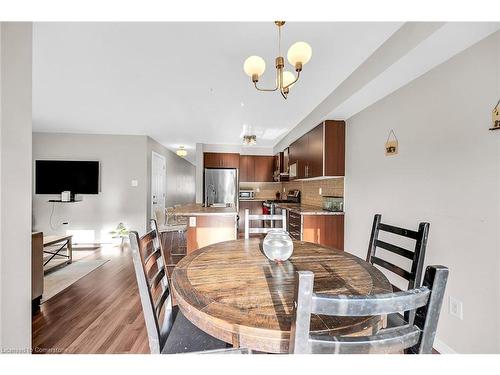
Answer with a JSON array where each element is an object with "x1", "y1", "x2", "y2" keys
[{"x1": 385, "y1": 129, "x2": 398, "y2": 156}]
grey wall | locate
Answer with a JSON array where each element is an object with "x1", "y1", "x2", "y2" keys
[
  {"x1": 0, "y1": 22, "x2": 32, "y2": 351},
  {"x1": 147, "y1": 137, "x2": 195, "y2": 220},
  {"x1": 32, "y1": 134, "x2": 196, "y2": 242},
  {"x1": 32, "y1": 133, "x2": 148, "y2": 243},
  {"x1": 345, "y1": 31, "x2": 500, "y2": 353}
]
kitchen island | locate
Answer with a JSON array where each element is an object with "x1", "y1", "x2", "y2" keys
[{"x1": 173, "y1": 204, "x2": 238, "y2": 253}]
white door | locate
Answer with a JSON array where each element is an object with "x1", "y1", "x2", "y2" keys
[{"x1": 151, "y1": 152, "x2": 166, "y2": 219}]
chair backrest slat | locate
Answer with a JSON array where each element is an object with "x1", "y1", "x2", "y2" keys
[
  {"x1": 312, "y1": 287, "x2": 430, "y2": 316},
  {"x1": 375, "y1": 239, "x2": 414, "y2": 259},
  {"x1": 130, "y1": 219, "x2": 175, "y2": 354},
  {"x1": 371, "y1": 256, "x2": 412, "y2": 280},
  {"x1": 378, "y1": 223, "x2": 419, "y2": 239},
  {"x1": 244, "y1": 209, "x2": 287, "y2": 239},
  {"x1": 289, "y1": 266, "x2": 448, "y2": 354},
  {"x1": 308, "y1": 325, "x2": 421, "y2": 354}
]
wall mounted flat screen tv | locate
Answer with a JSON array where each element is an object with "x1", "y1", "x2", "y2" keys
[{"x1": 35, "y1": 160, "x2": 99, "y2": 194}]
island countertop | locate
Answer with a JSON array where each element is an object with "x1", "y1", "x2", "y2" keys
[{"x1": 172, "y1": 203, "x2": 238, "y2": 216}]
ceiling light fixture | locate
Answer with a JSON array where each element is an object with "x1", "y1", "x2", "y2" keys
[
  {"x1": 176, "y1": 146, "x2": 187, "y2": 157},
  {"x1": 243, "y1": 135, "x2": 257, "y2": 145},
  {"x1": 243, "y1": 21, "x2": 312, "y2": 100}
]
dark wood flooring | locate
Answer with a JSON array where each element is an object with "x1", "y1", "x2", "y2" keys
[{"x1": 32, "y1": 232, "x2": 184, "y2": 354}]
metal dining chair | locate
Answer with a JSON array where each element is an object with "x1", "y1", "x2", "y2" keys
[
  {"x1": 244, "y1": 209, "x2": 287, "y2": 239},
  {"x1": 366, "y1": 214, "x2": 430, "y2": 325},
  {"x1": 289, "y1": 265, "x2": 448, "y2": 354},
  {"x1": 129, "y1": 220, "x2": 248, "y2": 354}
]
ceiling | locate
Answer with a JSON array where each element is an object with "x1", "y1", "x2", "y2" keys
[{"x1": 32, "y1": 22, "x2": 402, "y2": 162}]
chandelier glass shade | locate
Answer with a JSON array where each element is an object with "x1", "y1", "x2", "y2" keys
[{"x1": 243, "y1": 21, "x2": 312, "y2": 99}]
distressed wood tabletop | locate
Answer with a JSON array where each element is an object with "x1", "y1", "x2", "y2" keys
[{"x1": 171, "y1": 238, "x2": 392, "y2": 353}]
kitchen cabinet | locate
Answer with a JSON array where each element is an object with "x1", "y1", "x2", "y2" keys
[
  {"x1": 239, "y1": 155, "x2": 274, "y2": 182},
  {"x1": 273, "y1": 151, "x2": 290, "y2": 182},
  {"x1": 254, "y1": 156, "x2": 274, "y2": 182},
  {"x1": 286, "y1": 210, "x2": 344, "y2": 250},
  {"x1": 288, "y1": 120, "x2": 345, "y2": 179},
  {"x1": 302, "y1": 215, "x2": 344, "y2": 250},
  {"x1": 239, "y1": 155, "x2": 255, "y2": 182},
  {"x1": 204, "y1": 152, "x2": 240, "y2": 169}
]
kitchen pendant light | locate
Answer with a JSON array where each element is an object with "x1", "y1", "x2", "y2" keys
[{"x1": 243, "y1": 21, "x2": 312, "y2": 99}]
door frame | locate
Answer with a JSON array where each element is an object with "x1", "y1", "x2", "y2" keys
[{"x1": 151, "y1": 151, "x2": 167, "y2": 219}]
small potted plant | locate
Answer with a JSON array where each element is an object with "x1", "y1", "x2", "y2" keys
[{"x1": 110, "y1": 222, "x2": 129, "y2": 247}]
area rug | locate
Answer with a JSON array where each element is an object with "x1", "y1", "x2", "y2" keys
[{"x1": 41, "y1": 259, "x2": 109, "y2": 303}]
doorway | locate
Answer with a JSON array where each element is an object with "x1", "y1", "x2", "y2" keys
[{"x1": 151, "y1": 151, "x2": 167, "y2": 219}]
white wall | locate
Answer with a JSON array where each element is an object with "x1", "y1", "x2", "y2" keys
[
  {"x1": 146, "y1": 137, "x2": 196, "y2": 219},
  {"x1": 0, "y1": 22, "x2": 32, "y2": 352},
  {"x1": 32, "y1": 133, "x2": 148, "y2": 243},
  {"x1": 345, "y1": 31, "x2": 500, "y2": 353}
]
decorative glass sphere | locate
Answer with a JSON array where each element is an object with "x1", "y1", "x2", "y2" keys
[
  {"x1": 287, "y1": 41, "x2": 312, "y2": 67},
  {"x1": 262, "y1": 230, "x2": 294, "y2": 262},
  {"x1": 243, "y1": 56, "x2": 266, "y2": 77}
]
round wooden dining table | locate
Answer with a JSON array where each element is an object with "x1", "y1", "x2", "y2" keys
[{"x1": 171, "y1": 238, "x2": 393, "y2": 353}]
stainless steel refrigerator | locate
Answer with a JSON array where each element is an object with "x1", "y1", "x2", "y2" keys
[{"x1": 204, "y1": 168, "x2": 238, "y2": 208}]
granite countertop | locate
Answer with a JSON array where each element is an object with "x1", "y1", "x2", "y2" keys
[
  {"x1": 275, "y1": 203, "x2": 344, "y2": 216},
  {"x1": 239, "y1": 198, "x2": 268, "y2": 202},
  {"x1": 173, "y1": 204, "x2": 238, "y2": 216}
]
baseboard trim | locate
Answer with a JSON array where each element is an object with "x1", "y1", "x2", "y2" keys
[{"x1": 433, "y1": 337, "x2": 457, "y2": 354}]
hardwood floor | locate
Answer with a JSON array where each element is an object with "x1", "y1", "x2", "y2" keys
[
  {"x1": 32, "y1": 244, "x2": 150, "y2": 354},
  {"x1": 32, "y1": 231, "x2": 441, "y2": 354}
]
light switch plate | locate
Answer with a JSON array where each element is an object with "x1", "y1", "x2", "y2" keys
[
  {"x1": 319, "y1": 187, "x2": 322, "y2": 195},
  {"x1": 131, "y1": 179, "x2": 138, "y2": 187},
  {"x1": 449, "y1": 296, "x2": 463, "y2": 320},
  {"x1": 189, "y1": 217, "x2": 196, "y2": 227}
]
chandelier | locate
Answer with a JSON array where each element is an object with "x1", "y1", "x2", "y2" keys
[
  {"x1": 243, "y1": 21, "x2": 312, "y2": 99},
  {"x1": 242, "y1": 135, "x2": 257, "y2": 145}
]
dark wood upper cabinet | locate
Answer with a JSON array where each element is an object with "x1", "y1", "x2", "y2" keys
[
  {"x1": 324, "y1": 120, "x2": 345, "y2": 176},
  {"x1": 254, "y1": 156, "x2": 274, "y2": 182},
  {"x1": 239, "y1": 155, "x2": 255, "y2": 182},
  {"x1": 204, "y1": 152, "x2": 240, "y2": 169},
  {"x1": 306, "y1": 124, "x2": 323, "y2": 178},
  {"x1": 287, "y1": 120, "x2": 345, "y2": 179},
  {"x1": 239, "y1": 155, "x2": 274, "y2": 182}
]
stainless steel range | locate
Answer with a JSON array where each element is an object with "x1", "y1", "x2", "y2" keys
[{"x1": 262, "y1": 190, "x2": 300, "y2": 228}]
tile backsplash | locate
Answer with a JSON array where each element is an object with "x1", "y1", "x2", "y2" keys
[
  {"x1": 239, "y1": 182, "x2": 281, "y2": 200},
  {"x1": 282, "y1": 178, "x2": 344, "y2": 207},
  {"x1": 240, "y1": 178, "x2": 344, "y2": 207}
]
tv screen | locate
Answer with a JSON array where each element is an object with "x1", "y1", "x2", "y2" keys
[{"x1": 35, "y1": 160, "x2": 99, "y2": 194}]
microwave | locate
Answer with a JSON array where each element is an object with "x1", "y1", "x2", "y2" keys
[{"x1": 239, "y1": 190, "x2": 255, "y2": 200}]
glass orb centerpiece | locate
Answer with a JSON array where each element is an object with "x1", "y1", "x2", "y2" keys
[{"x1": 262, "y1": 229, "x2": 294, "y2": 262}]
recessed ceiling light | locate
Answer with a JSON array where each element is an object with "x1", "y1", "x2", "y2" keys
[{"x1": 240, "y1": 102, "x2": 245, "y2": 107}]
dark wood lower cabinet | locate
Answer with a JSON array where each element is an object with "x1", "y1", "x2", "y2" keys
[{"x1": 302, "y1": 215, "x2": 344, "y2": 250}]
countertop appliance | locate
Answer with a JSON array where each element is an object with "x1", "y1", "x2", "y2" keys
[
  {"x1": 204, "y1": 168, "x2": 238, "y2": 208},
  {"x1": 322, "y1": 196, "x2": 343, "y2": 212},
  {"x1": 239, "y1": 189, "x2": 255, "y2": 200}
]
